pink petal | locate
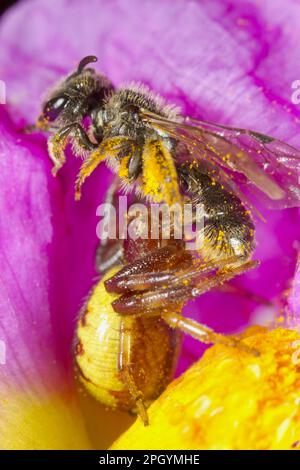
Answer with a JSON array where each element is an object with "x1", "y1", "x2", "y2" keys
[{"x1": 0, "y1": 107, "x2": 93, "y2": 448}]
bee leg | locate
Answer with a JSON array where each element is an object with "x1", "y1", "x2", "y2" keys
[
  {"x1": 75, "y1": 136, "x2": 133, "y2": 200},
  {"x1": 161, "y1": 312, "x2": 259, "y2": 356},
  {"x1": 48, "y1": 123, "x2": 97, "y2": 176},
  {"x1": 95, "y1": 177, "x2": 124, "y2": 274},
  {"x1": 74, "y1": 150, "x2": 107, "y2": 200},
  {"x1": 96, "y1": 240, "x2": 124, "y2": 274},
  {"x1": 118, "y1": 319, "x2": 149, "y2": 426},
  {"x1": 96, "y1": 240, "x2": 124, "y2": 275}
]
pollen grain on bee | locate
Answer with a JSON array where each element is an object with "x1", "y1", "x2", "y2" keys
[{"x1": 95, "y1": 195, "x2": 205, "y2": 251}]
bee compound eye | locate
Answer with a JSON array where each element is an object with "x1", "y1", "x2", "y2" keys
[{"x1": 43, "y1": 94, "x2": 69, "y2": 121}]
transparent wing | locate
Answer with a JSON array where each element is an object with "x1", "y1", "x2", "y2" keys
[{"x1": 141, "y1": 110, "x2": 300, "y2": 210}]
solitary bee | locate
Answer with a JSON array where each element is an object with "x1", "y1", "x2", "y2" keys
[{"x1": 32, "y1": 56, "x2": 300, "y2": 424}]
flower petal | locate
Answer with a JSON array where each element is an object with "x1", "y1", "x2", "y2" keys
[
  {"x1": 112, "y1": 327, "x2": 300, "y2": 450},
  {"x1": 0, "y1": 108, "x2": 92, "y2": 449}
]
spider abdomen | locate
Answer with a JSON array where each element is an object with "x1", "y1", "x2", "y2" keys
[{"x1": 74, "y1": 267, "x2": 181, "y2": 414}]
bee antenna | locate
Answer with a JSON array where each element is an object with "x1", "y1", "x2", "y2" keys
[{"x1": 78, "y1": 55, "x2": 98, "y2": 73}]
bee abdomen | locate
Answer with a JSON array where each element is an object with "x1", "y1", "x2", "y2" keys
[{"x1": 179, "y1": 166, "x2": 255, "y2": 260}]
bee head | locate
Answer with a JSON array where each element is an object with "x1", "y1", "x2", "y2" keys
[{"x1": 37, "y1": 56, "x2": 113, "y2": 129}]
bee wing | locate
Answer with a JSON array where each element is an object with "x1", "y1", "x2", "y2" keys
[{"x1": 141, "y1": 110, "x2": 300, "y2": 210}]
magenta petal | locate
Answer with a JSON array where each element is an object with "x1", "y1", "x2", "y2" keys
[
  {"x1": 0, "y1": 107, "x2": 94, "y2": 448},
  {"x1": 0, "y1": 106, "x2": 71, "y2": 389}
]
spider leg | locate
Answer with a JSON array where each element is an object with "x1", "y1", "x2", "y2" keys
[
  {"x1": 114, "y1": 259, "x2": 259, "y2": 357},
  {"x1": 219, "y1": 283, "x2": 272, "y2": 306},
  {"x1": 118, "y1": 319, "x2": 149, "y2": 426},
  {"x1": 104, "y1": 243, "x2": 192, "y2": 293},
  {"x1": 111, "y1": 259, "x2": 258, "y2": 314},
  {"x1": 161, "y1": 312, "x2": 259, "y2": 356}
]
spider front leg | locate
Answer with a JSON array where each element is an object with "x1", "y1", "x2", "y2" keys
[
  {"x1": 48, "y1": 123, "x2": 98, "y2": 175},
  {"x1": 107, "y1": 251, "x2": 259, "y2": 356},
  {"x1": 104, "y1": 243, "x2": 193, "y2": 294},
  {"x1": 106, "y1": 249, "x2": 257, "y2": 302}
]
